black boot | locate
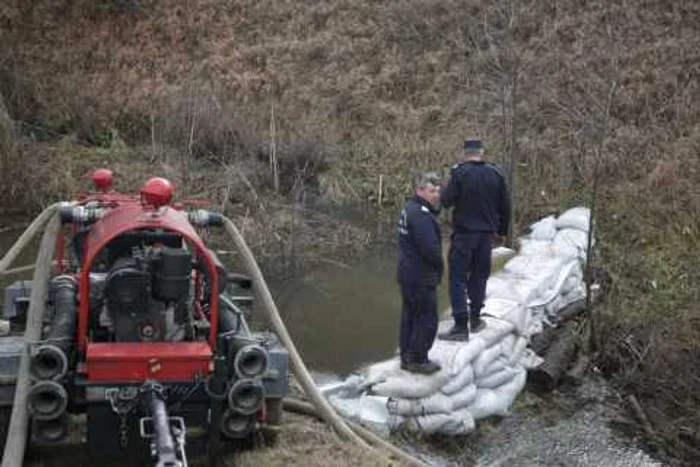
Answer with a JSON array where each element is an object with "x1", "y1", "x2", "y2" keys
[
  {"x1": 438, "y1": 315, "x2": 470, "y2": 341},
  {"x1": 470, "y1": 307, "x2": 486, "y2": 333},
  {"x1": 401, "y1": 359, "x2": 441, "y2": 374}
]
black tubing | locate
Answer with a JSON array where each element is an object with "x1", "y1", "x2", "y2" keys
[
  {"x1": 30, "y1": 276, "x2": 77, "y2": 381},
  {"x1": 27, "y1": 380, "x2": 68, "y2": 421}
]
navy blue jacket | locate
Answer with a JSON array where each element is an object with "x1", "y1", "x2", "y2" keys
[
  {"x1": 441, "y1": 161, "x2": 510, "y2": 236},
  {"x1": 397, "y1": 196, "x2": 443, "y2": 287}
]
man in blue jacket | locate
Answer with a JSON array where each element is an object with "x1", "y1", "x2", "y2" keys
[
  {"x1": 439, "y1": 139, "x2": 510, "y2": 341},
  {"x1": 397, "y1": 172, "x2": 443, "y2": 374}
]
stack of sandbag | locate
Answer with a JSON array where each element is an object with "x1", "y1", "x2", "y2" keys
[
  {"x1": 323, "y1": 207, "x2": 593, "y2": 436},
  {"x1": 325, "y1": 300, "x2": 538, "y2": 435},
  {"x1": 487, "y1": 207, "x2": 592, "y2": 334}
]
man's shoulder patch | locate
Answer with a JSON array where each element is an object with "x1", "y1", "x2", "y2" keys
[{"x1": 421, "y1": 205, "x2": 430, "y2": 213}]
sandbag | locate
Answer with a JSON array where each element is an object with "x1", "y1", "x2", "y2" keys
[
  {"x1": 473, "y1": 342, "x2": 503, "y2": 377},
  {"x1": 477, "y1": 366, "x2": 518, "y2": 389},
  {"x1": 483, "y1": 301, "x2": 528, "y2": 336},
  {"x1": 404, "y1": 407, "x2": 475, "y2": 435},
  {"x1": 387, "y1": 393, "x2": 452, "y2": 416},
  {"x1": 468, "y1": 367, "x2": 526, "y2": 421},
  {"x1": 553, "y1": 228, "x2": 591, "y2": 259},
  {"x1": 371, "y1": 368, "x2": 451, "y2": 398},
  {"x1": 441, "y1": 363, "x2": 474, "y2": 395},
  {"x1": 476, "y1": 315, "x2": 516, "y2": 348},
  {"x1": 468, "y1": 389, "x2": 508, "y2": 420},
  {"x1": 479, "y1": 355, "x2": 508, "y2": 377},
  {"x1": 388, "y1": 384, "x2": 477, "y2": 416},
  {"x1": 555, "y1": 207, "x2": 590, "y2": 232},
  {"x1": 487, "y1": 274, "x2": 541, "y2": 306},
  {"x1": 506, "y1": 336, "x2": 528, "y2": 365},
  {"x1": 527, "y1": 216, "x2": 557, "y2": 240},
  {"x1": 450, "y1": 336, "x2": 487, "y2": 373}
]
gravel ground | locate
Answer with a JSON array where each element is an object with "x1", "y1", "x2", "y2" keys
[{"x1": 401, "y1": 370, "x2": 664, "y2": 467}]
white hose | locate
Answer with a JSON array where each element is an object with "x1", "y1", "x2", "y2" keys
[
  {"x1": 1, "y1": 214, "x2": 60, "y2": 467},
  {"x1": 221, "y1": 216, "x2": 369, "y2": 448},
  {"x1": 0, "y1": 202, "x2": 65, "y2": 274}
]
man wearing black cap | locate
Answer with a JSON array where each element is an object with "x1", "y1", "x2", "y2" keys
[{"x1": 438, "y1": 139, "x2": 510, "y2": 341}]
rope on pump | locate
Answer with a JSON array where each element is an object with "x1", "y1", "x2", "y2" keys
[
  {"x1": 1, "y1": 214, "x2": 61, "y2": 467},
  {"x1": 221, "y1": 216, "x2": 370, "y2": 448}
]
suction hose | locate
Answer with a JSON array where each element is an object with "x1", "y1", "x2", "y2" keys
[
  {"x1": 0, "y1": 203, "x2": 63, "y2": 274},
  {"x1": 30, "y1": 275, "x2": 78, "y2": 381},
  {"x1": 1, "y1": 214, "x2": 61, "y2": 467},
  {"x1": 221, "y1": 216, "x2": 368, "y2": 448}
]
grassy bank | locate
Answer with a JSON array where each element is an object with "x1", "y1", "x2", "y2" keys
[{"x1": 1, "y1": 0, "x2": 700, "y2": 463}]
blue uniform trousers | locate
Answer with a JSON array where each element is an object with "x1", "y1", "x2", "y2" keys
[
  {"x1": 448, "y1": 232, "x2": 492, "y2": 321},
  {"x1": 398, "y1": 283, "x2": 438, "y2": 363}
]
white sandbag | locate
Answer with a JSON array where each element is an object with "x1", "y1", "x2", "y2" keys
[
  {"x1": 371, "y1": 368, "x2": 451, "y2": 398},
  {"x1": 493, "y1": 366, "x2": 527, "y2": 407},
  {"x1": 477, "y1": 357, "x2": 507, "y2": 380},
  {"x1": 450, "y1": 384, "x2": 478, "y2": 409},
  {"x1": 364, "y1": 358, "x2": 402, "y2": 385},
  {"x1": 468, "y1": 367, "x2": 527, "y2": 421},
  {"x1": 473, "y1": 342, "x2": 503, "y2": 377},
  {"x1": 483, "y1": 300, "x2": 529, "y2": 335},
  {"x1": 475, "y1": 315, "x2": 516, "y2": 348},
  {"x1": 441, "y1": 363, "x2": 474, "y2": 395},
  {"x1": 404, "y1": 408, "x2": 475, "y2": 435},
  {"x1": 506, "y1": 336, "x2": 528, "y2": 365},
  {"x1": 553, "y1": 228, "x2": 591, "y2": 259},
  {"x1": 450, "y1": 335, "x2": 487, "y2": 373},
  {"x1": 555, "y1": 207, "x2": 590, "y2": 232},
  {"x1": 527, "y1": 215, "x2": 557, "y2": 240},
  {"x1": 518, "y1": 239, "x2": 557, "y2": 258},
  {"x1": 428, "y1": 340, "x2": 468, "y2": 376},
  {"x1": 477, "y1": 366, "x2": 518, "y2": 389},
  {"x1": 468, "y1": 389, "x2": 509, "y2": 420},
  {"x1": 329, "y1": 394, "x2": 404, "y2": 435},
  {"x1": 500, "y1": 334, "x2": 517, "y2": 356},
  {"x1": 487, "y1": 274, "x2": 542, "y2": 306},
  {"x1": 526, "y1": 260, "x2": 581, "y2": 308},
  {"x1": 389, "y1": 383, "x2": 478, "y2": 417},
  {"x1": 492, "y1": 246, "x2": 516, "y2": 261},
  {"x1": 388, "y1": 393, "x2": 453, "y2": 416}
]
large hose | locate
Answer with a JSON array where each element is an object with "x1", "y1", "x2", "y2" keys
[
  {"x1": 283, "y1": 398, "x2": 430, "y2": 467},
  {"x1": 0, "y1": 203, "x2": 62, "y2": 274},
  {"x1": 30, "y1": 276, "x2": 78, "y2": 381},
  {"x1": 2, "y1": 214, "x2": 60, "y2": 467},
  {"x1": 221, "y1": 217, "x2": 368, "y2": 448}
]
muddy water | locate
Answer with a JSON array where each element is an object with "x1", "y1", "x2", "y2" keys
[{"x1": 269, "y1": 243, "x2": 449, "y2": 375}]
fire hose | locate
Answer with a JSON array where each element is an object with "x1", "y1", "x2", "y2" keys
[
  {"x1": 1, "y1": 211, "x2": 61, "y2": 467},
  {"x1": 220, "y1": 216, "x2": 369, "y2": 448}
]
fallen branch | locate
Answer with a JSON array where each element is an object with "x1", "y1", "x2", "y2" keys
[{"x1": 627, "y1": 395, "x2": 657, "y2": 441}]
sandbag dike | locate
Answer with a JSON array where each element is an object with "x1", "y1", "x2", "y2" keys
[{"x1": 320, "y1": 207, "x2": 592, "y2": 436}]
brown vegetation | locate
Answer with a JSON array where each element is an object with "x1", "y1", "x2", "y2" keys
[{"x1": 1, "y1": 0, "x2": 700, "y2": 463}]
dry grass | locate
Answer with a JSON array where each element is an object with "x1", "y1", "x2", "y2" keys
[
  {"x1": 235, "y1": 412, "x2": 400, "y2": 467},
  {"x1": 1, "y1": 0, "x2": 700, "y2": 463}
]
